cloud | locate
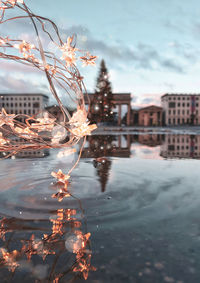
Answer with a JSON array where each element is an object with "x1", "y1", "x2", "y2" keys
[
  {"x1": 61, "y1": 26, "x2": 185, "y2": 73},
  {"x1": 142, "y1": 97, "x2": 155, "y2": 104},
  {"x1": 0, "y1": 75, "x2": 48, "y2": 94},
  {"x1": 0, "y1": 15, "x2": 186, "y2": 74}
]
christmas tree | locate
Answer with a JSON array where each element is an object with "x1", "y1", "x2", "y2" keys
[{"x1": 90, "y1": 60, "x2": 114, "y2": 124}]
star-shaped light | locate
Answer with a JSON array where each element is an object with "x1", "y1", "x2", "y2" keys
[{"x1": 0, "y1": 108, "x2": 15, "y2": 127}]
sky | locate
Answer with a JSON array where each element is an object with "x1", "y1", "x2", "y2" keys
[{"x1": 1, "y1": 0, "x2": 200, "y2": 108}]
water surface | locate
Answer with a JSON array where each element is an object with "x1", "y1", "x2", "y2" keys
[{"x1": 0, "y1": 133, "x2": 200, "y2": 282}]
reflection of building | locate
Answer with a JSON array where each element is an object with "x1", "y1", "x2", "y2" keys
[
  {"x1": 160, "y1": 135, "x2": 200, "y2": 158},
  {"x1": 0, "y1": 93, "x2": 49, "y2": 116},
  {"x1": 161, "y1": 93, "x2": 200, "y2": 125},
  {"x1": 138, "y1": 105, "x2": 163, "y2": 126},
  {"x1": 0, "y1": 149, "x2": 49, "y2": 158},
  {"x1": 81, "y1": 135, "x2": 131, "y2": 159},
  {"x1": 138, "y1": 134, "x2": 163, "y2": 146},
  {"x1": 15, "y1": 149, "x2": 49, "y2": 158},
  {"x1": 85, "y1": 93, "x2": 131, "y2": 126}
]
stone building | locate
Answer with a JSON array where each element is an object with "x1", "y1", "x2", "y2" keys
[
  {"x1": 138, "y1": 105, "x2": 163, "y2": 126},
  {"x1": 0, "y1": 93, "x2": 49, "y2": 116},
  {"x1": 161, "y1": 93, "x2": 200, "y2": 125}
]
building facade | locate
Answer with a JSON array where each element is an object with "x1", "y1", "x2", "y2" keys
[
  {"x1": 0, "y1": 93, "x2": 49, "y2": 116},
  {"x1": 161, "y1": 93, "x2": 200, "y2": 126},
  {"x1": 138, "y1": 105, "x2": 163, "y2": 126}
]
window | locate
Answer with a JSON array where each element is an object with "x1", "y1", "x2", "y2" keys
[
  {"x1": 15, "y1": 103, "x2": 18, "y2": 107},
  {"x1": 187, "y1": 103, "x2": 190, "y2": 107},
  {"x1": 169, "y1": 102, "x2": 175, "y2": 108},
  {"x1": 24, "y1": 103, "x2": 26, "y2": 107},
  {"x1": 183, "y1": 97, "x2": 185, "y2": 100},
  {"x1": 178, "y1": 103, "x2": 180, "y2": 107},
  {"x1": 196, "y1": 103, "x2": 199, "y2": 107},
  {"x1": 182, "y1": 103, "x2": 185, "y2": 107},
  {"x1": 168, "y1": 145, "x2": 175, "y2": 151},
  {"x1": 33, "y1": 102, "x2": 40, "y2": 108},
  {"x1": 182, "y1": 110, "x2": 185, "y2": 114},
  {"x1": 28, "y1": 103, "x2": 31, "y2": 107},
  {"x1": 178, "y1": 97, "x2": 180, "y2": 100},
  {"x1": 173, "y1": 110, "x2": 176, "y2": 114},
  {"x1": 169, "y1": 110, "x2": 171, "y2": 114}
]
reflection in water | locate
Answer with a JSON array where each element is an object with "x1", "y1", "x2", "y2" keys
[
  {"x1": 80, "y1": 133, "x2": 200, "y2": 191},
  {"x1": 0, "y1": 149, "x2": 49, "y2": 159},
  {"x1": 0, "y1": 133, "x2": 200, "y2": 282},
  {"x1": 0, "y1": 196, "x2": 96, "y2": 281},
  {"x1": 15, "y1": 149, "x2": 50, "y2": 159},
  {"x1": 93, "y1": 158, "x2": 112, "y2": 192},
  {"x1": 160, "y1": 134, "x2": 200, "y2": 159}
]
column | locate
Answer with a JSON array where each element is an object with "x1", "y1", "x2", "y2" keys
[
  {"x1": 127, "y1": 134, "x2": 131, "y2": 149},
  {"x1": 118, "y1": 104, "x2": 122, "y2": 126},
  {"x1": 126, "y1": 103, "x2": 131, "y2": 126},
  {"x1": 118, "y1": 135, "x2": 121, "y2": 148}
]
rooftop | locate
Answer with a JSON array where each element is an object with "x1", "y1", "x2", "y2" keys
[
  {"x1": 139, "y1": 105, "x2": 163, "y2": 111},
  {"x1": 161, "y1": 93, "x2": 200, "y2": 98},
  {"x1": 0, "y1": 93, "x2": 49, "y2": 99}
]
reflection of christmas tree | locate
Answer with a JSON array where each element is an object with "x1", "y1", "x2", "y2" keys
[
  {"x1": 90, "y1": 60, "x2": 114, "y2": 124},
  {"x1": 93, "y1": 158, "x2": 111, "y2": 192},
  {"x1": 90, "y1": 135, "x2": 115, "y2": 192}
]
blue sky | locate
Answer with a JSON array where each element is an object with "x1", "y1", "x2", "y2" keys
[{"x1": 1, "y1": 0, "x2": 200, "y2": 107}]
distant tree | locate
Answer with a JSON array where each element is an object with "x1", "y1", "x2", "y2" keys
[{"x1": 90, "y1": 59, "x2": 114, "y2": 124}]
